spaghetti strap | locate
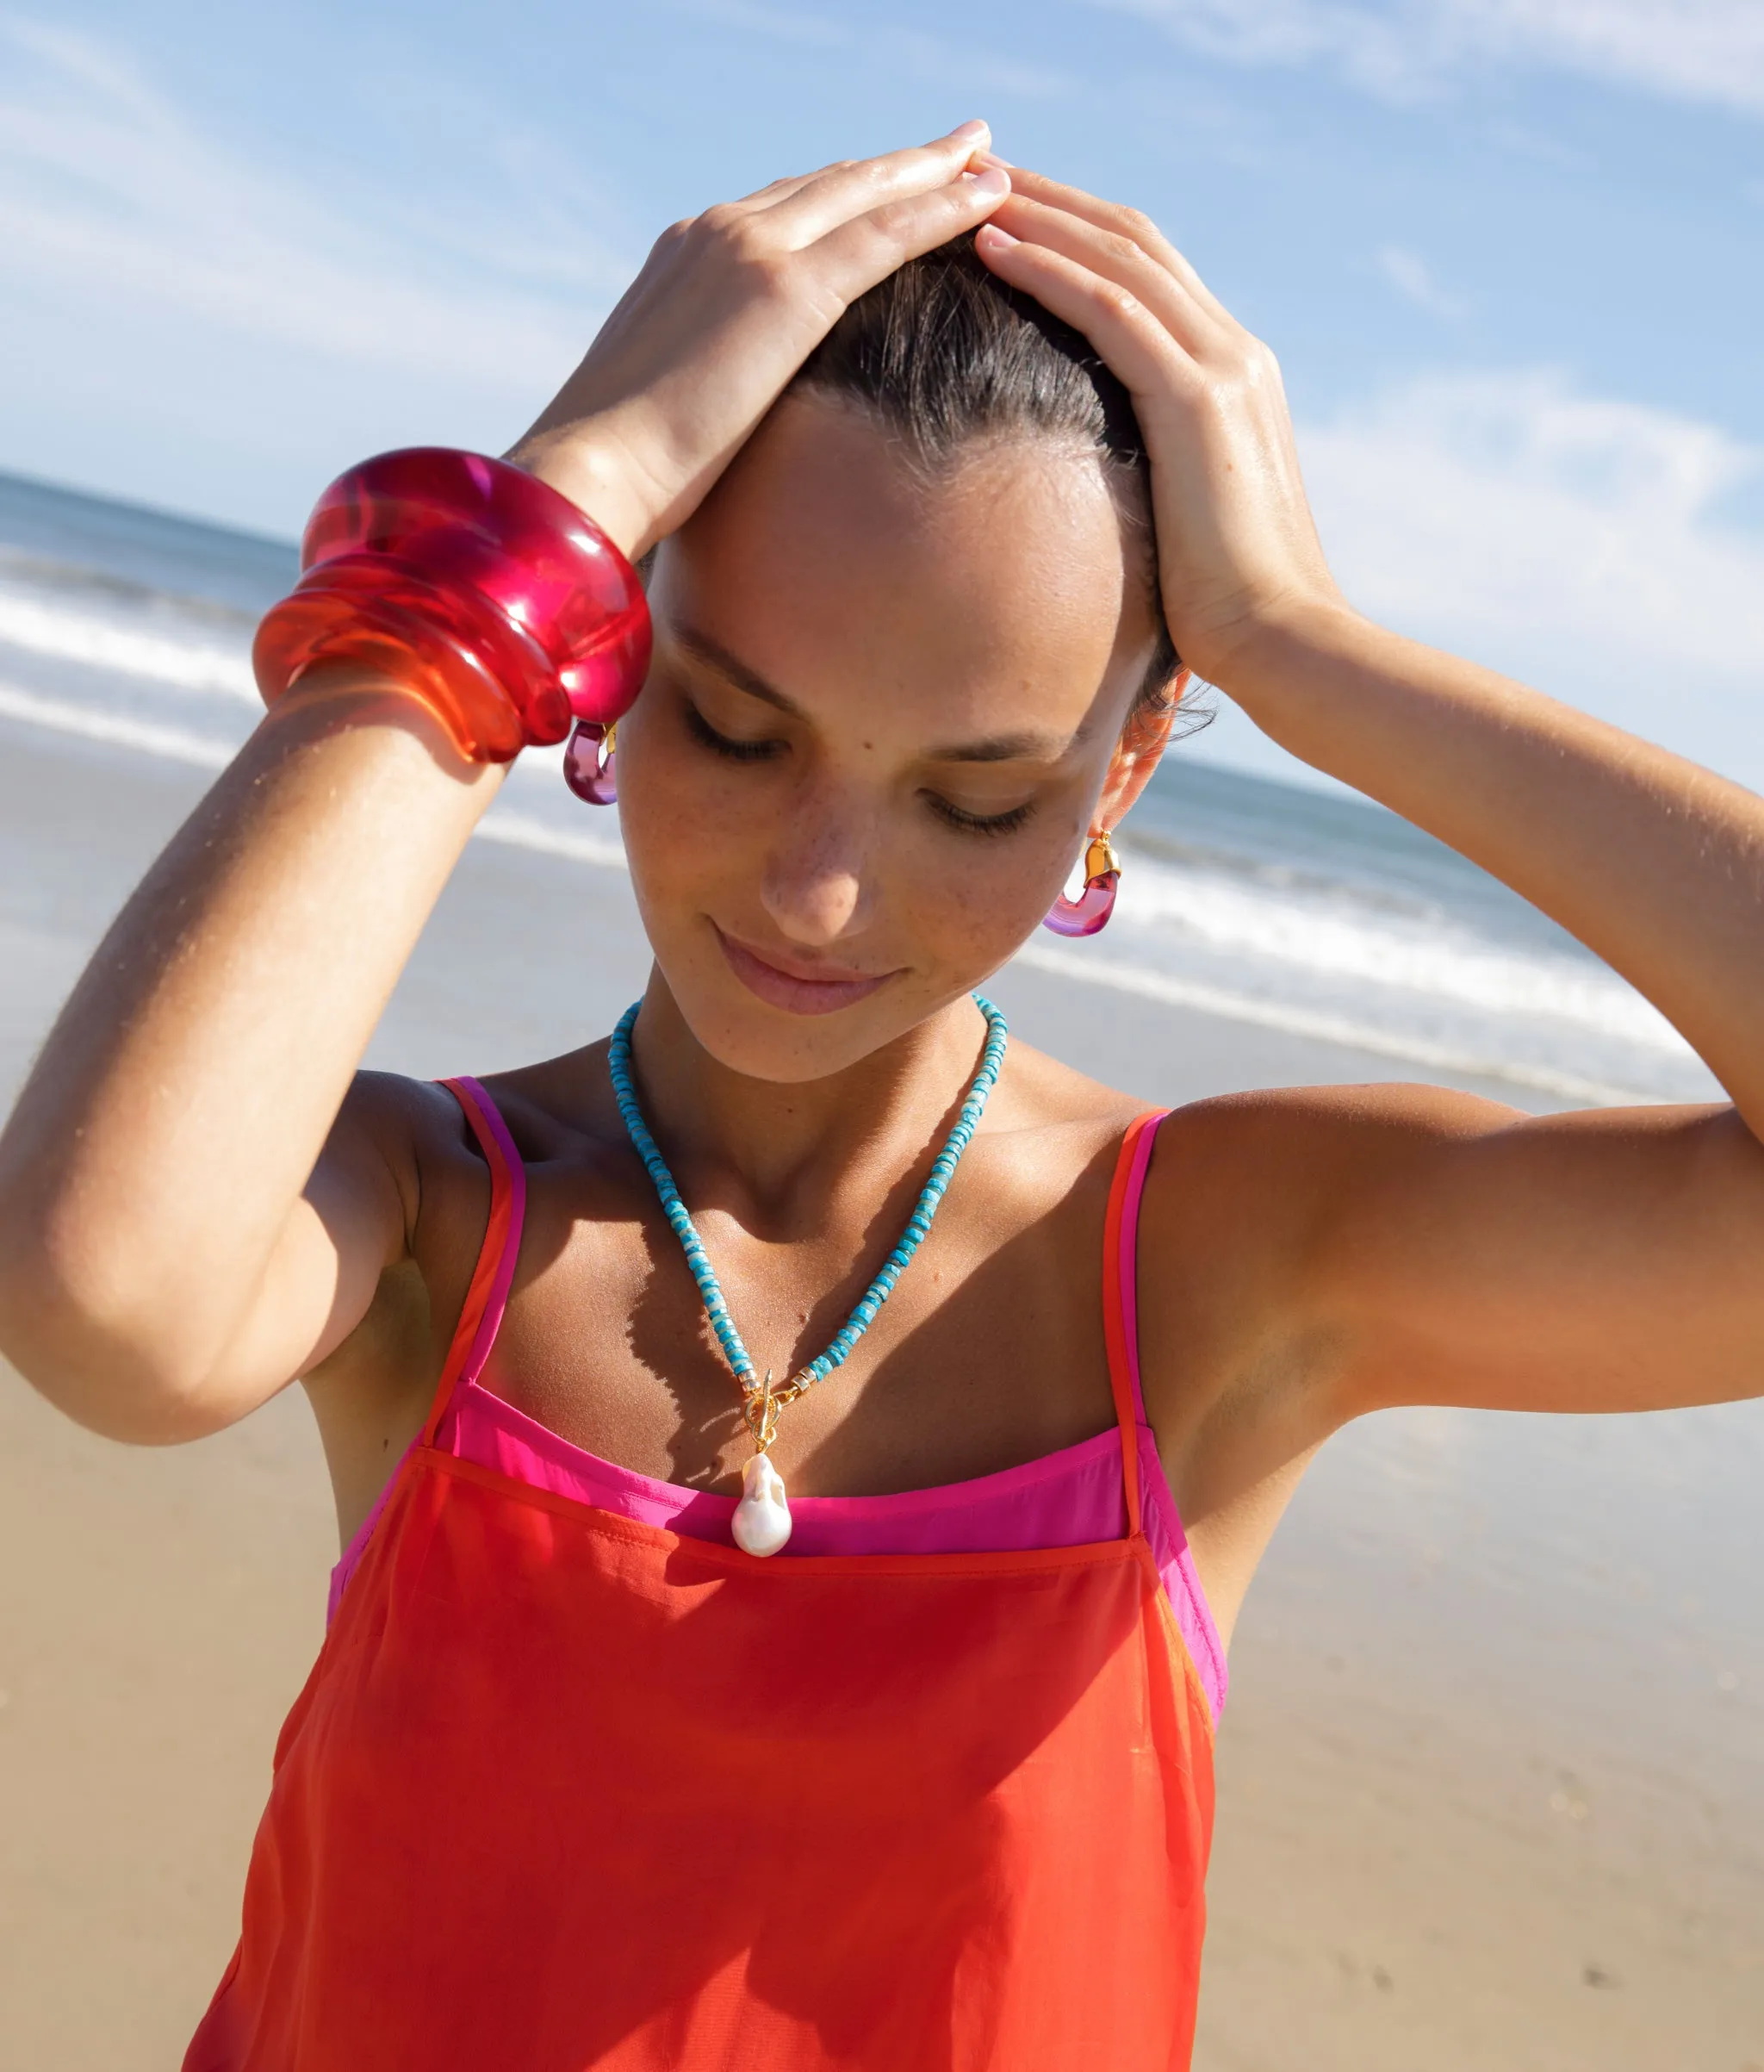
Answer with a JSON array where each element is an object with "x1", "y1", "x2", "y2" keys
[
  {"x1": 419, "y1": 1076, "x2": 528, "y2": 1446},
  {"x1": 326, "y1": 1076, "x2": 528, "y2": 1625},
  {"x1": 1100, "y1": 1110, "x2": 1168, "y2": 1538}
]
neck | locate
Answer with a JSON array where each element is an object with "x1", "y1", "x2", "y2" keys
[{"x1": 623, "y1": 976, "x2": 994, "y2": 1235}]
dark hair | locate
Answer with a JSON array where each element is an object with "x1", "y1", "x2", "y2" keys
[{"x1": 788, "y1": 232, "x2": 1189, "y2": 719}]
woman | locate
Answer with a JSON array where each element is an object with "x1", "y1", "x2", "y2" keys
[{"x1": 2, "y1": 121, "x2": 1761, "y2": 2069}]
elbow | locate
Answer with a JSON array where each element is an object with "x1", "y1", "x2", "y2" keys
[{"x1": 0, "y1": 1210, "x2": 235, "y2": 1445}]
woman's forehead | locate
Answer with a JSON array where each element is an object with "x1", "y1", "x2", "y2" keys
[{"x1": 653, "y1": 397, "x2": 1153, "y2": 740}]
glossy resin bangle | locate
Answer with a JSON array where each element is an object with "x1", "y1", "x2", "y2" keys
[{"x1": 252, "y1": 448, "x2": 651, "y2": 762}]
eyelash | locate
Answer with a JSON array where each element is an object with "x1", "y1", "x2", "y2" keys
[
  {"x1": 924, "y1": 796, "x2": 1036, "y2": 839},
  {"x1": 683, "y1": 700, "x2": 783, "y2": 762},
  {"x1": 684, "y1": 696, "x2": 1034, "y2": 838}
]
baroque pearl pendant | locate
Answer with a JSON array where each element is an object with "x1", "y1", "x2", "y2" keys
[{"x1": 732, "y1": 1452, "x2": 792, "y2": 1558}]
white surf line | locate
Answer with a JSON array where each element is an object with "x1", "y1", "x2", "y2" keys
[
  {"x1": 472, "y1": 806, "x2": 629, "y2": 871},
  {"x1": 0, "y1": 594, "x2": 259, "y2": 703},
  {"x1": 0, "y1": 681, "x2": 1654, "y2": 1105},
  {"x1": 1012, "y1": 943, "x2": 1644, "y2": 1108},
  {"x1": 0, "y1": 679, "x2": 235, "y2": 768},
  {"x1": 0, "y1": 681, "x2": 631, "y2": 869}
]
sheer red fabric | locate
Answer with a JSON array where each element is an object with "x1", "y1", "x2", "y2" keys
[{"x1": 185, "y1": 1108, "x2": 1214, "y2": 2070}]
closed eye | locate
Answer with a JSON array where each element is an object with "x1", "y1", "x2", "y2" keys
[
  {"x1": 923, "y1": 794, "x2": 1036, "y2": 837},
  {"x1": 683, "y1": 699, "x2": 785, "y2": 762}
]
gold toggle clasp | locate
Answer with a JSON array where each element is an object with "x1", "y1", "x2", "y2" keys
[{"x1": 740, "y1": 1366, "x2": 815, "y2": 1454}]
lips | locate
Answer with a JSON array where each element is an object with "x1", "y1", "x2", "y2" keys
[{"x1": 715, "y1": 926, "x2": 898, "y2": 1017}]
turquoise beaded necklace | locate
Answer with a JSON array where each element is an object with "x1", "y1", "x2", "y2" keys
[{"x1": 607, "y1": 995, "x2": 1009, "y2": 1555}]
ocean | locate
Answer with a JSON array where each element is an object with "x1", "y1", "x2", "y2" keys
[{"x1": 0, "y1": 466, "x2": 1717, "y2": 1111}]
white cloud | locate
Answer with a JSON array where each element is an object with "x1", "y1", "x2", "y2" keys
[
  {"x1": 0, "y1": 18, "x2": 629, "y2": 394},
  {"x1": 1295, "y1": 370, "x2": 1764, "y2": 783},
  {"x1": 1099, "y1": 0, "x2": 1764, "y2": 118},
  {"x1": 1376, "y1": 243, "x2": 1468, "y2": 319}
]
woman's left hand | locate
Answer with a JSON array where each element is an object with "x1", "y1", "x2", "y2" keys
[{"x1": 974, "y1": 170, "x2": 1344, "y2": 686}]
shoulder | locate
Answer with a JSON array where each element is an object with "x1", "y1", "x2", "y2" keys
[
  {"x1": 1140, "y1": 1077, "x2": 1525, "y2": 1293},
  {"x1": 324, "y1": 1062, "x2": 620, "y2": 1302},
  {"x1": 1143, "y1": 1078, "x2": 1524, "y2": 1225},
  {"x1": 1132, "y1": 1077, "x2": 1523, "y2": 1425},
  {"x1": 332, "y1": 1068, "x2": 499, "y2": 1219}
]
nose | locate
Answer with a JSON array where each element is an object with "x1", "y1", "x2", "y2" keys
[{"x1": 758, "y1": 787, "x2": 876, "y2": 948}]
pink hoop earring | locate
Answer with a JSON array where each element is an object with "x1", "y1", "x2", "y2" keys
[
  {"x1": 1043, "y1": 834, "x2": 1120, "y2": 937},
  {"x1": 563, "y1": 719, "x2": 617, "y2": 805}
]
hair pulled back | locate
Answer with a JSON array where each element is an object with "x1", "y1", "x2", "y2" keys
[{"x1": 788, "y1": 232, "x2": 1185, "y2": 714}]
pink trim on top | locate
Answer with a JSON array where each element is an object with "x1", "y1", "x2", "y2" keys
[
  {"x1": 1114, "y1": 1113, "x2": 1230, "y2": 1722},
  {"x1": 450, "y1": 1378, "x2": 1126, "y2": 1552},
  {"x1": 326, "y1": 1085, "x2": 1228, "y2": 1724},
  {"x1": 452, "y1": 1079, "x2": 526, "y2": 1394}
]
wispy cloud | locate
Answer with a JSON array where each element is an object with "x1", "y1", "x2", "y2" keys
[
  {"x1": 1097, "y1": 1, "x2": 1764, "y2": 119},
  {"x1": 1299, "y1": 370, "x2": 1764, "y2": 781},
  {"x1": 0, "y1": 17, "x2": 631, "y2": 394},
  {"x1": 1376, "y1": 243, "x2": 1468, "y2": 319}
]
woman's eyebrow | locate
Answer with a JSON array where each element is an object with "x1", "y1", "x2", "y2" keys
[
  {"x1": 926, "y1": 729, "x2": 1078, "y2": 765},
  {"x1": 671, "y1": 625, "x2": 802, "y2": 715}
]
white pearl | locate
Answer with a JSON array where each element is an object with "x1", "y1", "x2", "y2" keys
[{"x1": 732, "y1": 1452, "x2": 792, "y2": 1558}]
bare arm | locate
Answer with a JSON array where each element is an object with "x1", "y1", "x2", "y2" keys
[
  {"x1": 0, "y1": 688, "x2": 498, "y2": 1438},
  {"x1": 978, "y1": 170, "x2": 1764, "y2": 1442},
  {"x1": 0, "y1": 127, "x2": 1011, "y2": 1443},
  {"x1": 1235, "y1": 610, "x2": 1764, "y2": 1136},
  {"x1": 1212, "y1": 615, "x2": 1764, "y2": 1431}
]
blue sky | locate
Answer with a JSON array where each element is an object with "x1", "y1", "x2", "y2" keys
[{"x1": 2, "y1": 0, "x2": 1761, "y2": 789}]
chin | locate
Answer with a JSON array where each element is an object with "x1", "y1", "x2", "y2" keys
[
  {"x1": 684, "y1": 974, "x2": 916, "y2": 1082},
  {"x1": 655, "y1": 941, "x2": 966, "y2": 1086}
]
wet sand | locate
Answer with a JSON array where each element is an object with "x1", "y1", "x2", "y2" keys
[{"x1": 3, "y1": 719, "x2": 1761, "y2": 2069}]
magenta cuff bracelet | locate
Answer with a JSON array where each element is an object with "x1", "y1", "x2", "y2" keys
[{"x1": 252, "y1": 447, "x2": 651, "y2": 765}]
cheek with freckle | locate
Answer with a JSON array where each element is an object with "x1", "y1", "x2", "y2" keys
[
  {"x1": 886, "y1": 799, "x2": 1088, "y2": 983},
  {"x1": 617, "y1": 719, "x2": 766, "y2": 947}
]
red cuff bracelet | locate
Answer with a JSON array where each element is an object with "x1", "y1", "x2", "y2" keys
[{"x1": 252, "y1": 448, "x2": 652, "y2": 764}]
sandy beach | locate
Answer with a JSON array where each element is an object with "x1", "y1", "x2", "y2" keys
[{"x1": 3, "y1": 717, "x2": 1762, "y2": 2069}]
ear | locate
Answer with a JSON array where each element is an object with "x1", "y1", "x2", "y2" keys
[{"x1": 1094, "y1": 669, "x2": 1189, "y2": 833}]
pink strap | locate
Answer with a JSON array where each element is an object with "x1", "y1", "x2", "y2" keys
[
  {"x1": 419, "y1": 1076, "x2": 527, "y2": 1447},
  {"x1": 1100, "y1": 1111, "x2": 1166, "y2": 1536},
  {"x1": 451, "y1": 1078, "x2": 527, "y2": 1391},
  {"x1": 328, "y1": 1078, "x2": 527, "y2": 1624},
  {"x1": 1115, "y1": 1111, "x2": 1167, "y2": 1430}
]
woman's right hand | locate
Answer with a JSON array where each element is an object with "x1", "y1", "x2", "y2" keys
[{"x1": 506, "y1": 125, "x2": 1010, "y2": 557}]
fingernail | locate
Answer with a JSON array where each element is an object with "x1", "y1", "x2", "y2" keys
[
  {"x1": 967, "y1": 165, "x2": 1011, "y2": 198},
  {"x1": 973, "y1": 149, "x2": 1012, "y2": 171},
  {"x1": 976, "y1": 222, "x2": 1019, "y2": 249},
  {"x1": 948, "y1": 118, "x2": 990, "y2": 141}
]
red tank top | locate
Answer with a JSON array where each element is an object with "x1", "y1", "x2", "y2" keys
[{"x1": 185, "y1": 1104, "x2": 1216, "y2": 2070}]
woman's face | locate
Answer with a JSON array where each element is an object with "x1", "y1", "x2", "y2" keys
[{"x1": 617, "y1": 393, "x2": 1163, "y2": 1082}]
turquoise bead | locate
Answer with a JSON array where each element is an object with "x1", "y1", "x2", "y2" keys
[{"x1": 609, "y1": 995, "x2": 1008, "y2": 1408}]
